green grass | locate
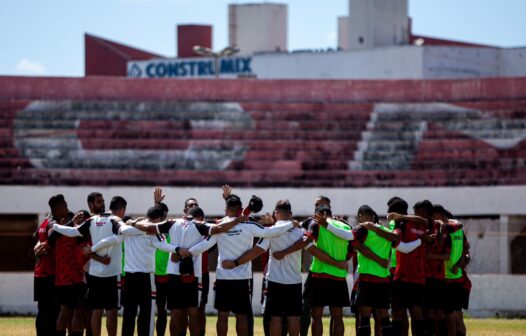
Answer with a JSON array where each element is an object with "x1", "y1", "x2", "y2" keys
[{"x1": 1, "y1": 316, "x2": 525, "y2": 335}]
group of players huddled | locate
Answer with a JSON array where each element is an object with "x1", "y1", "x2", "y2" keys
[{"x1": 33, "y1": 185, "x2": 470, "y2": 336}]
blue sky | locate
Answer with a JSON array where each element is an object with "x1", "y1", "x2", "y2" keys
[{"x1": 1, "y1": 0, "x2": 525, "y2": 77}]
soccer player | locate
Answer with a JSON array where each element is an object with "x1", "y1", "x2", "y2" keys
[
  {"x1": 326, "y1": 205, "x2": 424, "y2": 336},
  {"x1": 432, "y1": 205, "x2": 467, "y2": 336},
  {"x1": 88, "y1": 205, "x2": 180, "y2": 336},
  {"x1": 387, "y1": 200, "x2": 433, "y2": 336},
  {"x1": 52, "y1": 194, "x2": 127, "y2": 336},
  {"x1": 179, "y1": 194, "x2": 300, "y2": 336},
  {"x1": 33, "y1": 195, "x2": 65, "y2": 336},
  {"x1": 153, "y1": 188, "x2": 171, "y2": 336},
  {"x1": 132, "y1": 201, "x2": 248, "y2": 336}
]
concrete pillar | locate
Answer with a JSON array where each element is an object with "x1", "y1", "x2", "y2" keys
[{"x1": 499, "y1": 215, "x2": 510, "y2": 274}]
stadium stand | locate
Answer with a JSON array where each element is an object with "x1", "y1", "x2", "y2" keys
[{"x1": 1, "y1": 76, "x2": 526, "y2": 187}]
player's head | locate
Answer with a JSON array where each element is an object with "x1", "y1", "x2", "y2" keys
[
  {"x1": 157, "y1": 202, "x2": 169, "y2": 220},
  {"x1": 387, "y1": 196, "x2": 408, "y2": 215},
  {"x1": 147, "y1": 205, "x2": 164, "y2": 223},
  {"x1": 183, "y1": 198, "x2": 198, "y2": 215},
  {"x1": 109, "y1": 196, "x2": 127, "y2": 218},
  {"x1": 413, "y1": 200, "x2": 433, "y2": 219},
  {"x1": 432, "y1": 204, "x2": 451, "y2": 221},
  {"x1": 225, "y1": 194, "x2": 242, "y2": 216},
  {"x1": 87, "y1": 192, "x2": 105, "y2": 214},
  {"x1": 315, "y1": 204, "x2": 332, "y2": 218},
  {"x1": 357, "y1": 205, "x2": 377, "y2": 223},
  {"x1": 48, "y1": 194, "x2": 68, "y2": 220},
  {"x1": 274, "y1": 199, "x2": 292, "y2": 220},
  {"x1": 314, "y1": 195, "x2": 331, "y2": 209},
  {"x1": 187, "y1": 206, "x2": 205, "y2": 221}
]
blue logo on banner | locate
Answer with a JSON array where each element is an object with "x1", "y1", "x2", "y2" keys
[
  {"x1": 131, "y1": 57, "x2": 253, "y2": 78},
  {"x1": 128, "y1": 64, "x2": 142, "y2": 78}
]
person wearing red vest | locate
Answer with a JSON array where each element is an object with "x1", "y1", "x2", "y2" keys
[{"x1": 34, "y1": 194, "x2": 68, "y2": 336}]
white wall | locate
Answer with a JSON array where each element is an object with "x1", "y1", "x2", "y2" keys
[
  {"x1": 423, "y1": 46, "x2": 500, "y2": 78},
  {"x1": 2, "y1": 272, "x2": 525, "y2": 317},
  {"x1": 500, "y1": 48, "x2": 526, "y2": 77},
  {"x1": 253, "y1": 46, "x2": 423, "y2": 79},
  {"x1": 1, "y1": 185, "x2": 525, "y2": 218},
  {"x1": 229, "y1": 4, "x2": 288, "y2": 54}
]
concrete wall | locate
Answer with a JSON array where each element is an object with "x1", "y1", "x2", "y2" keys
[
  {"x1": 423, "y1": 46, "x2": 500, "y2": 78},
  {"x1": 2, "y1": 272, "x2": 525, "y2": 317},
  {"x1": 500, "y1": 48, "x2": 526, "y2": 77},
  {"x1": 347, "y1": 0, "x2": 409, "y2": 50},
  {"x1": 229, "y1": 4, "x2": 288, "y2": 54},
  {"x1": 253, "y1": 47, "x2": 423, "y2": 79}
]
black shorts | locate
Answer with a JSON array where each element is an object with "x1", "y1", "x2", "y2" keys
[
  {"x1": 168, "y1": 275, "x2": 199, "y2": 309},
  {"x1": 309, "y1": 275, "x2": 349, "y2": 308},
  {"x1": 424, "y1": 278, "x2": 446, "y2": 310},
  {"x1": 214, "y1": 279, "x2": 251, "y2": 315},
  {"x1": 86, "y1": 274, "x2": 118, "y2": 310},
  {"x1": 264, "y1": 281, "x2": 302, "y2": 317},
  {"x1": 57, "y1": 283, "x2": 84, "y2": 308},
  {"x1": 356, "y1": 281, "x2": 391, "y2": 309},
  {"x1": 34, "y1": 276, "x2": 56, "y2": 302},
  {"x1": 461, "y1": 287, "x2": 470, "y2": 310},
  {"x1": 122, "y1": 272, "x2": 151, "y2": 308},
  {"x1": 392, "y1": 280, "x2": 425, "y2": 309},
  {"x1": 444, "y1": 282, "x2": 465, "y2": 313},
  {"x1": 199, "y1": 272, "x2": 210, "y2": 306},
  {"x1": 155, "y1": 277, "x2": 169, "y2": 309}
]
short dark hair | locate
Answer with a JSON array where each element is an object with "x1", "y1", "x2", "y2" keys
[
  {"x1": 315, "y1": 204, "x2": 332, "y2": 216},
  {"x1": 109, "y1": 196, "x2": 127, "y2": 211},
  {"x1": 275, "y1": 199, "x2": 292, "y2": 212},
  {"x1": 433, "y1": 204, "x2": 453, "y2": 219},
  {"x1": 414, "y1": 200, "x2": 433, "y2": 216},
  {"x1": 357, "y1": 205, "x2": 376, "y2": 219},
  {"x1": 48, "y1": 194, "x2": 65, "y2": 210},
  {"x1": 184, "y1": 198, "x2": 198, "y2": 208},
  {"x1": 157, "y1": 202, "x2": 169, "y2": 214},
  {"x1": 79, "y1": 210, "x2": 91, "y2": 219},
  {"x1": 388, "y1": 196, "x2": 408, "y2": 215},
  {"x1": 316, "y1": 195, "x2": 331, "y2": 204},
  {"x1": 122, "y1": 215, "x2": 132, "y2": 222},
  {"x1": 226, "y1": 194, "x2": 242, "y2": 210},
  {"x1": 147, "y1": 206, "x2": 164, "y2": 220},
  {"x1": 87, "y1": 192, "x2": 102, "y2": 204},
  {"x1": 188, "y1": 206, "x2": 205, "y2": 219}
]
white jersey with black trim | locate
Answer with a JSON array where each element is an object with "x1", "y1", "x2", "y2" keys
[
  {"x1": 265, "y1": 220, "x2": 304, "y2": 284},
  {"x1": 162, "y1": 218, "x2": 210, "y2": 277},
  {"x1": 189, "y1": 216, "x2": 294, "y2": 280},
  {"x1": 53, "y1": 212, "x2": 124, "y2": 277}
]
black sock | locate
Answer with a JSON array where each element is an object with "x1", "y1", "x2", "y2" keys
[
  {"x1": 69, "y1": 332, "x2": 83, "y2": 336},
  {"x1": 179, "y1": 332, "x2": 186, "y2": 336},
  {"x1": 381, "y1": 317, "x2": 392, "y2": 336},
  {"x1": 85, "y1": 330, "x2": 93, "y2": 336},
  {"x1": 414, "y1": 320, "x2": 426, "y2": 336},
  {"x1": 199, "y1": 330, "x2": 205, "y2": 336},
  {"x1": 56, "y1": 331, "x2": 66, "y2": 336},
  {"x1": 358, "y1": 317, "x2": 371, "y2": 336},
  {"x1": 456, "y1": 332, "x2": 466, "y2": 336},
  {"x1": 424, "y1": 317, "x2": 435, "y2": 336},
  {"x1": 437, "y1": 319, "x2": 447, "y2": 336}
]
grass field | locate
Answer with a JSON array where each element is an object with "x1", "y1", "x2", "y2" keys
[{"x1": 1, "y1": 316, "x2": 526, "y2": 335}]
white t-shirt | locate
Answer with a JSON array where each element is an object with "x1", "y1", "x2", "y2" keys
[
  {"x1": 264, "y1": 220, "x2": 305, "y2": 284},
  {"x1": 190, "y1": 216, "x2": 293, "y2": 280}
]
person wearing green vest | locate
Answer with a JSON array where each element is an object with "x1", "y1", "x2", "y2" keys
[
  {"x1": 432, "y1": 205, "x2": 468, "y2": 336},
  {"x1": 321, "y1": 205, "x2": 423, "y2": 336},
  {"x1": 303, "y1": 204, "x2": 350, "y2": 336}
]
